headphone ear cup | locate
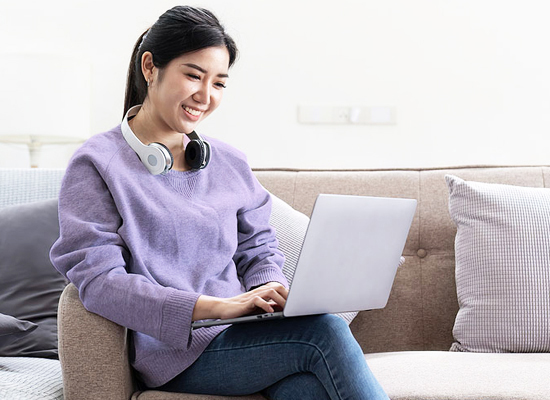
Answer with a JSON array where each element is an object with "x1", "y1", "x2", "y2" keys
[
  {"x1": 185, "y1": 139, "x2": 207, "y2": 170},
  {"x1": 148, "y1": 142, "x2": 174, "y2": 175}
]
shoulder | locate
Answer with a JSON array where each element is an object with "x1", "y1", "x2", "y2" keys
[
  {"x1": 72, "y1": 126, "x2": 125, "y2": 165},
  {"x1": 67, "y1": 125, "x2": 137, "y2": 176},
  {"x1": 205, "y1": 135, "x2": 247, "y2": 161},
  {"x1": 203, "y1": 135, "x2": 266, "y2": 198},
  {"x1": 204, "y1": 135, "x2": 250, "y2": 172}
]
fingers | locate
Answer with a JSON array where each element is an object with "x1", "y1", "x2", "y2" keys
[
  {"x1": 252, "y1": 295, "x2": 275, "y2": 313},
  {"x1": 256, "y1": 282, "x2": 288, "y2": 299},
  {"x1": 250, "y1": 283, "x2": 287, "y2": 308},
  {"x1": 214, "y1": 282, "x2": 289, "y2": 320}
]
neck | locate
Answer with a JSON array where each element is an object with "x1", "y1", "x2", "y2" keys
[{"x1": 128, "y1": 104, "x2": 190, "y2": 171}]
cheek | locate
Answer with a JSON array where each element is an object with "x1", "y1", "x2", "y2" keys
[{"x1": 209, "y1": 92, "x2": 224, "y2": 112}]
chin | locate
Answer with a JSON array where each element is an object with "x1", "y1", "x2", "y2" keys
[{"x1": 175, "y1": 123, "x2": 198, "y2": 135}]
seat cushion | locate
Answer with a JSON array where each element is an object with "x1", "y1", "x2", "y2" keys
[
  {"x1": 0, "y1": 357, "x2": 63, "y2": 400},
  {"x1": 365, "y1": 351, "x2": 550, "y2": 400}
]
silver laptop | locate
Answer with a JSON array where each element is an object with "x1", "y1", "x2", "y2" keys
[{"x1": 192, "y1": 194, "x2": 417, "y2": 329}]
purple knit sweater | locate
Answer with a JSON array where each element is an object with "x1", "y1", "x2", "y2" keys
[{"x1": 50, "y1": 126, "x2": 288, "y2": 387}]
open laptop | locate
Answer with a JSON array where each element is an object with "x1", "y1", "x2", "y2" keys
[{"x1": 192, "y1": 194, "x2": 417, "y2": 329}]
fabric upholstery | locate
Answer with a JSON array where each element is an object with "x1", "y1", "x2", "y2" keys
[
  {"x1": 0, "y1": 199, "x2": 66, "y2": 358},
  {"x1": 290, "y1": 170, "x2": 420, "y2": 255},
  {"x1": 0, "y1": 357, "x2": 63, "y2": 400},
  {"x1": 57, "y1": 284, "x2": 134, "y2": 400},
  {"x1": 0, "y1": 168, "x2": 64, "y2": 209},
  {"x1": 0, "y1": 313, "x2": 37, "y2": 349},
  {"x1": 446, "y1": 174, "x2": 550, "y2": 352},
  {"x1": 365, "y1": 351, "x2": 550, "y2": 400}
]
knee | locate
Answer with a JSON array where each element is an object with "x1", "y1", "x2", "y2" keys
[
  {"x1": 306, "y1": 314, "x2": 359, "y2": 350},
  {"x1": 310, "y1": 314, "x2": 351, "y2": 336}
]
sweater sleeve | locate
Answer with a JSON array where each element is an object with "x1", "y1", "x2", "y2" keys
[
  {"x1": 50, "y1": 152, "x2": 198, "y2": 349},
  {"x1": 233, "y1": 172, "x2": 289, "y2": 291}
]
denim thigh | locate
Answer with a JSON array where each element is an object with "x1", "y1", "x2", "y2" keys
[{"x1": 157, "y1": 314, "x2": 389, "y2": 400}]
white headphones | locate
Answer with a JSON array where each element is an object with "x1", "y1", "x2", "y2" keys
[{"x1": 121, "y1": 105, "x2": 211, "y2": 175}]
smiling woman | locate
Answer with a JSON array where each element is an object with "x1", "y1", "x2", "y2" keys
[
  {"x1": 121, "y1": 6, "x2": 237, "y2": 172},
  {"x1": 49, "y1": 5, "x2": 389, "y2": 400}
]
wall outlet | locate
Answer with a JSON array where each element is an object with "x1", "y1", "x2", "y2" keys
[
  {"x1": 332, "y1": 107, "x2": 350, "y2": 123},
  {"x1": 298, "y1": 105, "x2": 396, "y2": 125}
]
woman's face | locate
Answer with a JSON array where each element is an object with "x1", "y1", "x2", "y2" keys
[{"x1": 145, "y1": 46, "x2": 230, "y2": 135}]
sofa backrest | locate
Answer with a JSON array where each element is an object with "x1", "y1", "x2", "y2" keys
[
  {"x1": 0, "y1": 168, "x2": 65, "y2": 208},
  {"x1": 255, "y1": 166, "x2": 550, "y2": 352}
]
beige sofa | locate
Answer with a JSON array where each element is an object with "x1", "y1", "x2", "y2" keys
[{"x1": 57, "y1": 166, "x2": 550, "y2": 400}]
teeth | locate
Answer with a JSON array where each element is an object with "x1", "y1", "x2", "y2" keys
[{"x1": 184, "y1": 106, "x2": 202, "y2": 116}]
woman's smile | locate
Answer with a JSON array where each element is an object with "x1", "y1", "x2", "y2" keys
[{"x1": 183, "y1": 105, "x2": 204, "y2": 121}]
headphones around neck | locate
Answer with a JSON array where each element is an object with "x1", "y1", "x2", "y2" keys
[{"x1": 121, "y1": 105, "x2": 211, "y2": 175}]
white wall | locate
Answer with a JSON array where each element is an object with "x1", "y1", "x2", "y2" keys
[{"x1": 1, "y1": 0, "x2": 549, "y2": 169}]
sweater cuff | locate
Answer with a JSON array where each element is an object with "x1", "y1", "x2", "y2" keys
[
  {"x1": 244, "y1": 266, "x2": 289, "y2": 291},
  {"x1": 159, "y1": 288, "x2": 200, "y2": 348}
]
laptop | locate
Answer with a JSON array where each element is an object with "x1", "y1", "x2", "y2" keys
[{"x1": 192, "y1": 194, "x2": 417, "y2": 329}]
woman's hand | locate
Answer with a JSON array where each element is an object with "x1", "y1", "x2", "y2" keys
[{"x1": 192, "y1": 282, "x2": 288, "y2": 321}]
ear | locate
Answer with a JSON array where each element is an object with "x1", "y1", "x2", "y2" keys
[{"x1": 141, "y1": 51, "x2": 156, "y2": 85}]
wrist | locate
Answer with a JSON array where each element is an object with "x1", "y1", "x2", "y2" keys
[{"x1": 192, "y1": 295, "x2": 223, "y2": 321}]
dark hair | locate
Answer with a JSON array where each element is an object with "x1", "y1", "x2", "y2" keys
[{"x1": 123, "y1": 6, "x2": 238, "y2": 116}]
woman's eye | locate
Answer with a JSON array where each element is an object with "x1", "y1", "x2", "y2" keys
[
  {"x1": 187, "y1": 74, "x2": 200, "y2": 80},
  {"x1": 215, "y1": 82, "x2": 227, "y2": 89}
]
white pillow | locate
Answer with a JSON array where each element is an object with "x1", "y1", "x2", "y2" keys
[
  {"x1": 446, "y1": 175, "x2": 550, "y2": 352},
  {"x1": 269, "y1": 194, "x2": 359, "y2": 324}
]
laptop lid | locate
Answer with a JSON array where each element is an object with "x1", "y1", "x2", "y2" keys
[
  {"x1": 283, "y1": 194, "x2": 416, "y2": 317},
  {"x1": 191, "y1": 194, "x2": 417, "y2": 329}
]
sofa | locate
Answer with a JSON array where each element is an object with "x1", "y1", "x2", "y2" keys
[{"x1": 1, "y1": 166, "x2": 549, "y2": 400}]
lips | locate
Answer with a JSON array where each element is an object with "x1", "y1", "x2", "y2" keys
[{"x1": 183, "y1": 105, "x2": 203, "y2": 117}]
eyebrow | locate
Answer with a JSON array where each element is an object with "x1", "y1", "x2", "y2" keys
[{"x1": 183, "y1": 63, "x2": 229, "y2": 78}]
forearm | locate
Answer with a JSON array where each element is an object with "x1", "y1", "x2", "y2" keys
[{"x1": 192, "y1": 295, "x2": 222, "y2": 321}]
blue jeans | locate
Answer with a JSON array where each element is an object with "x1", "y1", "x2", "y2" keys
[{"x1": 157, "y1": 314, "x2": 389, "y2": 400}]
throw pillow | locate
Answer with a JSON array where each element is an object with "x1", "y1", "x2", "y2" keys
[
  {"x1": 269, "y1": 194, "x2": 359, "y2": 324},
  {"x1": 446, "y1": 174, "x2": 550, "y2": 353},
  {"x1": 0, "y1": 313, "x2": 37, "y2": 348},
  {"x1": 0, "y1": 199, "x2": 66, "y2": 358}
]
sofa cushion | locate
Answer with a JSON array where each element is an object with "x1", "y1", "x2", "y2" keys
[
  {"x1": 365, "y1": 351, "x2": 550, "y2": 400},
  {"x1": 0, "y1": 356, "x2": 63, "y2": 400},
  {"x1": 0, "y1": 199, "x2": 66, "y2": 358},
  {"x1": 446, "y1": 175, "x2": 550, "y2": 352},
  {"x1": 0, "y1": 313, "x2": 37, "y2": 349},
  {"x1": 269, "y1": 194, "x2": 358, "y2": 324}
]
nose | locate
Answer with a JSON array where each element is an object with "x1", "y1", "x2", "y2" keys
[{"x1": 192, "y1": 82, "x2": 210, "y2": 105}]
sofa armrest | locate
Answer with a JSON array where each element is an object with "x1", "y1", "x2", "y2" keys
[{"x1": 58, "y1": 283, "x2": 135, "y2": 400}]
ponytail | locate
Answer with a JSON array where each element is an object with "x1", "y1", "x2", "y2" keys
[{"x1": 123, "y1": 29, "x2": 150, "y2": 117}]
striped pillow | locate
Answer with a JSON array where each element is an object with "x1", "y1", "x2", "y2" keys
[
  {"x1": 269, "y1": 194, "x2": 359, "y2": 324},
  {"x1": 446, "y1": 175, "x2": 550, "y2": 352}
]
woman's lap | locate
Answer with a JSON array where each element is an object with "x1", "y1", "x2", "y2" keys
[{"x1": 157, "y1": 314, "x2": 388, "y2": 400}]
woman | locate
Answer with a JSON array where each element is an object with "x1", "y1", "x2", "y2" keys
[{"x1": 50, "y1": 6, "x2": 389, "y2": 400}]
